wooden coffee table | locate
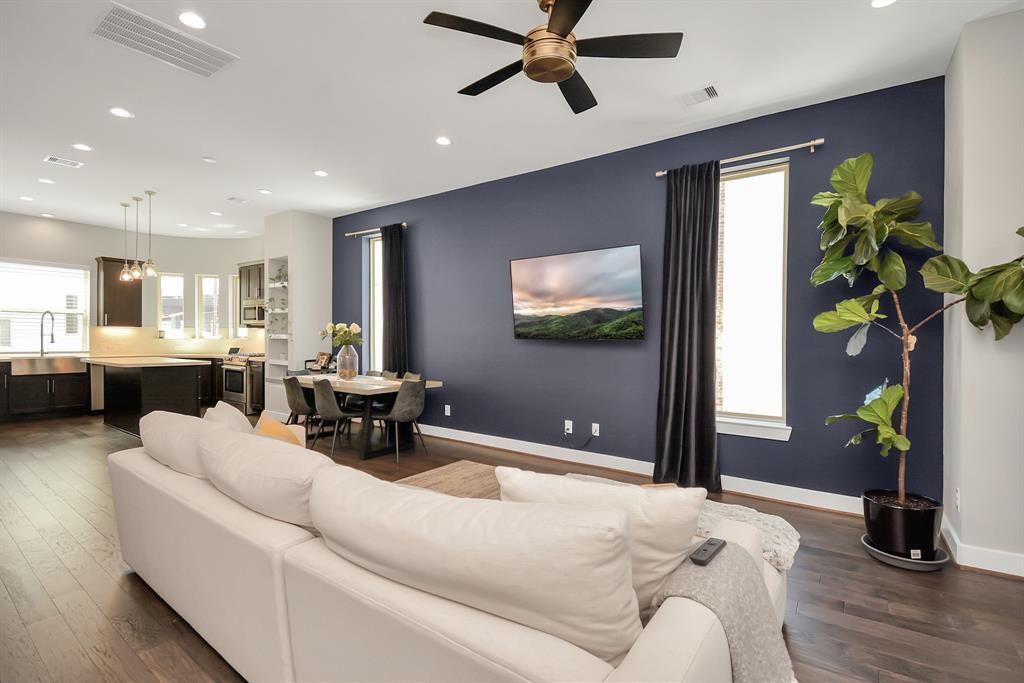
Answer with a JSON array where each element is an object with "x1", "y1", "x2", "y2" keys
[{"x1": 397, "y1": 460, "x2": 501, "y2": 499}]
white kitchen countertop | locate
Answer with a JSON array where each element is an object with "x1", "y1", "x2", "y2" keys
[{"x1": 81, "y1": 356, "x2": 211, "y2": 368}]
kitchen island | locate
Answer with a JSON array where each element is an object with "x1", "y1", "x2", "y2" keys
[{"x1": 82, "y1": 357, "x2": 210, "y2": 436}]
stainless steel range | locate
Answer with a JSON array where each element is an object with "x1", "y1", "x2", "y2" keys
[{"x1": 222, "y1": 352, "x2": 265, "y2": 415}]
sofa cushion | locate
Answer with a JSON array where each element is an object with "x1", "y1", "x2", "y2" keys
[
  {"x1": 310, "y1": 465, "x2": 642, "y2": 663},
  {"x1": 495, "y1": 466, "x2": 707, "y2": 615},
  {"x1": 254, "y1": 415, "x2": 303, "y2": 446},
  {"x1": 199, "y1": 429, "x2": 334, "y2": 526},
  {"x1": 139, "y1": 410, "x2": 227, "y2": 478},
  {"x1": 203, "y1": 400, "x2": 254, "y2": 433}
]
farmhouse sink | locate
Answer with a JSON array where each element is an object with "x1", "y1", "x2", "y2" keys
[{"x1": 11, "y1": 357, "x2": 87, "y2": 375}]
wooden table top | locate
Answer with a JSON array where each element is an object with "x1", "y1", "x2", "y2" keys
[
  {"x1": 294, "y1": 374, "x2": 443, "y2": 396},
  {"x1": 398, "y1": 460, "x2": 500, "y2": 499}
]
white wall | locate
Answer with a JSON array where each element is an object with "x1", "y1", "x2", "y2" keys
[
  {"x1": 0, "y1": 211, "x2": 263, "y2": 348},
  {"x1": 942, "y1": 10, "x2": 1024, "y2": 576}
]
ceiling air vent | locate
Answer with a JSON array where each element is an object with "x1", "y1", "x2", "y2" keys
[
  {"x1": 93, "y1": 2, "x2": 238, "y2": 77},
  {"x1": 682, "y1": 83, "x2": 720, "y2": 106},
  {"x1": 43, "y1": 155, "x2": 84, "y2": 169}
]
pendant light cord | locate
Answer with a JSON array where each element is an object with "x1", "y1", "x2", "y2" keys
[
  {"x1": 123, "y1": 204, "x2": 129, "y2": 264},
  {"x1": 134, "y1": 199, "x2": 140, "y2": 261},
  {"x1": 147, "y1": 194, "x2": 152, "y2": 258}
]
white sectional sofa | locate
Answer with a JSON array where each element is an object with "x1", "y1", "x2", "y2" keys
[{"x1": 108, "y1": 417, "x2": 786, "y2": 683}]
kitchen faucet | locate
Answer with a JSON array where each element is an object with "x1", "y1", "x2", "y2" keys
[{"x1": 40, "y1": 310, "x2": 55, "y2": 357}]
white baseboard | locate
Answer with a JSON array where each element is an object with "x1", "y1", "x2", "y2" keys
[
  {"x1": 417, "y1": 423, "x2": 863, "y2": 514},
  {"x1": 942, "y1": 515, "x2": 1024, "y2": 577}
]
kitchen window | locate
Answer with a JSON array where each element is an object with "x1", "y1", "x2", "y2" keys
[
  {"x1": 0, "y1": 259, "x2": 90, "y2": 353},
  {"x1": 715, "y1": 162, "x2": 791, "y2": 440},
  {"x1": 230, "y1": 274, "x2": 248, "y2": 338},
  {"x1": 157, "y1": 274, "x2": 185, "y2": 339},
  {"x1": 196, "y1": 275, "x2": 221, "y2": 339}
]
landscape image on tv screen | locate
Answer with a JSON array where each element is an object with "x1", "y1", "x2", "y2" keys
[{"x1": 510, "y1": 245, "x2": 645, "y2": 341}]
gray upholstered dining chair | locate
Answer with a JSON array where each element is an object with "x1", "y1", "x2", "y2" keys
[
  {"x1": 283, "y1": 376, "x2": 317, "y2": 439},
  {"x1": 381, "y1": 370, "x2": 398, "y2": 379},
  {"x1": 310, "y1": 379, "x2": 362, "y2": 458},
  {"x1": 403, "y1": 372, "x2": 422, "y2": 380},
  {"x1": 366, "y1": 370, "x2": 382, "y2": 377},
  {"x1": 371, "y1": 379, "x2": 428, "y2": 464}
]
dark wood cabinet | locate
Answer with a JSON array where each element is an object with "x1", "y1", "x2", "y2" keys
[
  {"x1": 51, "y1": 374, "x2": 90, "y2": 411},
  {"x1": 250, "y1": 361, "x2": 264, "y2": 412},
  {"x1": 239, "y1": 262, "x2": 264, "y2": 301},
  {"x1": 96, "y1": 257, "x2": 142, "y2": 327},
  {"x1": 0, "y1": 363, "x2": 10, "y2": 419},
  {"x1": 194, "y1": 357, "x2": 223, "y2": 407}
]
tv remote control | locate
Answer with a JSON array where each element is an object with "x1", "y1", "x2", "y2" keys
[{"x1": 690, "y1": 538, "x2": 727, "y2": 566}]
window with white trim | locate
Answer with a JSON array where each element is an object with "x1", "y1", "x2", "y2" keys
[
  {"x1": 196, "y1": 275, "x2": 221, "y2": 339},
  {"x1": 157, "y1": 274, "x2": 185, "y2": 339},
  {"x1": 230, "y1": 274, "x2": 248, "y2": 338},
  {"x1": 0, "y1": 260, "x2": 90, "y2": 353},
  {"x1": 715, "y1": 163, "x2": 788, "y2": 424},
  {"x1": 368, "y1": 235, "x2": 384, "y2": 372}
]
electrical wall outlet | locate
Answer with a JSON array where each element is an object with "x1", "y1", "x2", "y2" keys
[
  {"x1": 591, "y1": 423, "x2": 600, "y2": 437},
  {"x1": 954, "y1": 487, "x2": 961, "y2": 512},
  {"x1": 564, "y1": 420, "x2": 573, "y2": 435},
  {"x1": 444, "y1": 404, "x2": 451, "y2": 417}
]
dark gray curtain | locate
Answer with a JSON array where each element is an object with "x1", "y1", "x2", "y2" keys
[
  {"x1": 381, "y1": 224, "x2": 409, "y2": 376},
  {"x1": 654, "y1": 161, "x2": 721, "y2": 491}
]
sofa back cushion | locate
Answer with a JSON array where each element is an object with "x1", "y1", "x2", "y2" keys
[
  {"x1": 199, "y1": 429, "x2": 333, "y2": 526},
  {"x1": 139, "y1": 411, "x2": 226, "y2": 478},
  {"x1": 310, "y1": 465, "x2": 642, "y2": 662},
  {"x1": 495, "y1": 466, "x2": 707, "y2": 615},
  {"x1": 203, "y1": 401, "x2": 254, "y2": 433}
]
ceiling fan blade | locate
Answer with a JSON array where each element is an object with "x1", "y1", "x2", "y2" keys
[
  {"x1": 459, "y1": 60, "x2": 524, "y2": 96},
  {"x1": 576, "y1": 33, "x2": 684, "y2": 58},
  {"x1": 423, "y1": 11, "x2": 525, "y2": 46},
  {"x1": 547, "y1": 0, "x2": 593, "y2": 37},
  {"x1": 557, "y1": 70, "x2": 597, "y2": 114}
]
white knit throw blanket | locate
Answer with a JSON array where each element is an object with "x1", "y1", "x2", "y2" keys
[{"x1": 565, "y1": 474, "x2": 800, "y2": 572}]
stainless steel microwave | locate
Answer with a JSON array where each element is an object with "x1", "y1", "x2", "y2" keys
[{"x1": 241, "y1": 299, "x2": 265, "y2": 327}]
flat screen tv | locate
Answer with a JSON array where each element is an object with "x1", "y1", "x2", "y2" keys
[{"x1": 510, "y1": 245, "x2": 645, "y2": 341}]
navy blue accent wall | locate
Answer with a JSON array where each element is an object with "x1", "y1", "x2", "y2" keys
[{"x1": 333, "y1": 78, "x2": 945, "y2": 501}]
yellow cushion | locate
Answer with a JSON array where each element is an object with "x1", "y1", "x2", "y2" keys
[{"x1": 254, "y1": 417, "x2": 302, "y2": 446}]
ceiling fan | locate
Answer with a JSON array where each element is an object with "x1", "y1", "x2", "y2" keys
[{"x1": 424, "y1": 0, "x2": 683, "y2": 114}]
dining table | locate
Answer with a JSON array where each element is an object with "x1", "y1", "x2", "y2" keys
[{"x1": 294, "y1": 374, "x2": 443, "y2": 459}]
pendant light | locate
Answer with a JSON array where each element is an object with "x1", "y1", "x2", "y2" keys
[
  {"x1": 119, "y1": 203, "x2": 133, "y2": 282},
  {"x1": 143, "y1": 190, "x2": 158, "y2": 277},
  {"x1": 130, "y1": 196, "x2": 143, "y2": 279}
]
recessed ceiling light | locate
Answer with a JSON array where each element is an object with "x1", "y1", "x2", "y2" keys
[
  {"x1": 209, "y1": 211, "x2": 223, "y2": 216},
  {"x1": 38, "y1": 178, "x2": 55, "y2": 184},
  {"x1": 109, "y1": 107, "x2": 135, "y2": 118},
  {"x1": 19, "y1": 196, "x2": 34, "y2": 201},
  {"x1": 72, "y1": 143, "x2": 92, "y2": 151},
  {"x1": 201, "y1": 156, "x2": 217, "y2": 164},
  {"x1": 178, "y1": 11, "x2": 206, "y2": 29},
  {"x1": 313, "y1": 170, "x2": 328, "y2": 177},
  {"x1": 435, "y1": 136, "x2": 452, "y2": 146},
  {"x1": 235, "y1": 230, "x2": 249, "y2": 234},
  {"x1": 192, "y1": 227, "x2": 211, "y2": 232},
  {"x1": 257, "y1": 188, "x2": 272, "y2": 195},
  {"x1": 41, "y1": 213, "x2": 54, "y2": 218},
  {"x1": 177, "y1": 223, "x2": 189, "y2": 227},
  {"x1": 213, "y1": 223, "x2": 235, "y2": 228},
  {"x1": 870, "y1": 0, "x2": 897, "y2": 6}
]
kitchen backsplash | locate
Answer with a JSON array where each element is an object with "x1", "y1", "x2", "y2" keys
[{"x1": 90, "y1": 327, "x2": 265, "y2": 356}]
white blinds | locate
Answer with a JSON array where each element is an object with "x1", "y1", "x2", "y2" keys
[{"x1": 0, "y1": 260, "x2": 90, "y2": 353}]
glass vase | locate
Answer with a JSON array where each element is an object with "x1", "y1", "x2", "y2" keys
[{"x1": 336, "y1": 345, "x2": 358, "y2": 380}]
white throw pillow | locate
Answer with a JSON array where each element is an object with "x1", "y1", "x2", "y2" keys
[
  {"x1": 139, "y1": 411, "x2": 227, "y2": 478},
  {"x1": 495, "y1": 466, "x2": 707, "y2": 615},
  {"x1": 203, "y1": 401, "x2": 254, "y2": 433},
  {"x1": 199, "y1": 429, "x2": 334, "y2": 526},
  {"x1": 310, "y1": 465, "x2": 642, "y2": 662}
]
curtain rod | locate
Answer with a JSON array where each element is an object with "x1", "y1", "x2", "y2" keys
[
  {"x1": 654, "y1": 138, "x2": 825, "y2": 177},
  {"x1": 343, "y1": 222, "x2": 408, "y2": 238}
]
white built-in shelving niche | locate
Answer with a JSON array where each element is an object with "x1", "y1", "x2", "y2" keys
[{"x1": 264, "y1": 256, "x2": 289, "y2": 392}]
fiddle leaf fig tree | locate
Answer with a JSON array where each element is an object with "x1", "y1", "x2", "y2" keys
[{"x1": 811, "y1": 153, "x2": 1024, "y2": 504}]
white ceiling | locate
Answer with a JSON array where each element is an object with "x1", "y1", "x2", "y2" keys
[{"x1": 0, "y1": 0, "x2": 1018, "y2": 238}]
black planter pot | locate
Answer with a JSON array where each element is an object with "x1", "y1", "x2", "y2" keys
[{"x1": 863, "y1": 489, "x2": 942, "y2": 561}]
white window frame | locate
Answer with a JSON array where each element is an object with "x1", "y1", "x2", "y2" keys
[
  {"x1": 0, "y1": 258, "x2": 90, "y2": 354},
  {"x1": 229, "y1": 274, "x2": 248, "y2": 339},
  {"x1": 368, "y1": 235, "x2": 384, "y2": 372},
  {"x1": 715, "y1": 159, "x2": 791, "y2": 442},
  {"x1": 195, "y1": 274, "x2": 221, "y2": 339},
  {"x1": 156, "y1": 272, "x2": 186, "y2": 339}
]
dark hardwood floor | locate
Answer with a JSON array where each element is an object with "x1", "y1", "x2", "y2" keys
[{"x1": 1, "y1": 415, "x2": 1021, "y2": 682}]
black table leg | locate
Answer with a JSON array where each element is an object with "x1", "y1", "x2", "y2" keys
[{"x1": 358, "y1": 398, "x2": 375, "y2": 459}]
